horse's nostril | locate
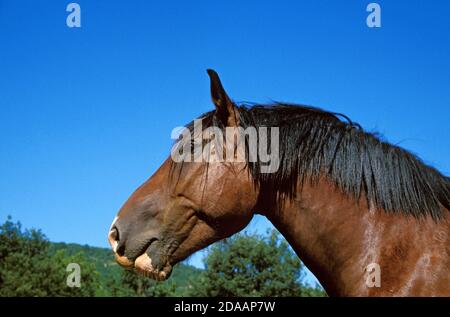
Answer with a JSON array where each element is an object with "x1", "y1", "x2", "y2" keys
[
  {"x1": 110, "y1": 226, "x2": 119, "y2": 241},
  {"x1": 109, "y1": 226, "x2": 128, "y2": 257},
  {"x1": 116, "y1": 243, "x2": 125, "y2": 256},
  {"x1": 108, "y1": 226, "x2": 121, "y2": 253}
]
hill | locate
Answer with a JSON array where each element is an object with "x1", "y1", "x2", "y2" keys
[
  {"x1": 1, "y1": 217, "x2": 325, "y2": 297},
  {"x1": 49, "y1": 242, "x2": 202, "y2": 296}
]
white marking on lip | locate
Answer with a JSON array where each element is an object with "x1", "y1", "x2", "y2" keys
[
  {"x1": 112, "y1": 240, "x2": 118, "y2": 253},
  {"x1": 135, "y1": 253, "x2": 154, "y2": 271}
]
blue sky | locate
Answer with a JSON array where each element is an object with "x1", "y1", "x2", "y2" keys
[{"x1": 1, "y1": 0, "x2": 449, "y2": 286}]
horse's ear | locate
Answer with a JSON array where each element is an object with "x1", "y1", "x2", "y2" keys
[{"x1": 207, "y1": 69, "x2": 239, "y2": 126}]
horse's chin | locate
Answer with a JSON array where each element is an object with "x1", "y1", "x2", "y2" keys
[{"x1": 134, "y1": 252, "x2": 172, "y2": 281}]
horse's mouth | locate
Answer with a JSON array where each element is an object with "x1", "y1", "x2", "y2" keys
[
  {"x1": 133, "y1": 240, "x2": 173, "y2": 281},
  {"x1": 113, "y1": 237, "x2": 173, "y2": 281},
  {"x1": 134, "y1": 252, "x2": 172, "y2": 281}
]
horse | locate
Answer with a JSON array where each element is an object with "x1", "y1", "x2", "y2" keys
[{"x1": 108, "y1": 69, "x2": 450, "y2": 296}]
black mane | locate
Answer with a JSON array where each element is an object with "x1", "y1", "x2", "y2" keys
[{"x1": 194, "y1": 103, "x2": 450, "y2": 220}]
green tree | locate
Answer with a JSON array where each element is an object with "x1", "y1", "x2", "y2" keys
[
  {"x1": 0, "y1": 216, "x2": 100, "y2": 296},
  {"x1": 0, "y1": 216, "x2": 326, "y2": 297},
  {"x1": 117, "y1": 269, "x2": 178, "y2": 297},
  {"x1": 187, "y1": 230, "x2": 326, "y2": 297}
]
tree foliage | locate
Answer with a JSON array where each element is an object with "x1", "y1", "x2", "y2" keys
[
  {"x1": 0, "y1": 217, "x2": 326, "y2": 297},
  {"x1": 187, "y1": 230, "x2": 326, "y2": 297},
  {"x1": 0, "y1": 216, "x2": 99, "y2": 296}
]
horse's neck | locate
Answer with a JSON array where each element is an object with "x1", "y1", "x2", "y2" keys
[{"x1": 263, "y1": 178, "x2": 450, "y2": 296}]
